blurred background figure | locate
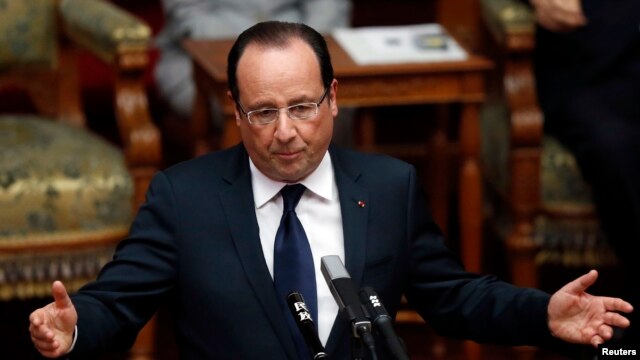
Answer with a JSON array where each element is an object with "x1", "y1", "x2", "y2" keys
[{"x1": 531, "y1": 0, "x2": 640, "y2": 344}]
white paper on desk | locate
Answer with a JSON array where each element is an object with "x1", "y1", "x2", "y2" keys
[{"x1": 332, "y1": 24, "x2": 468, "y2": 65}]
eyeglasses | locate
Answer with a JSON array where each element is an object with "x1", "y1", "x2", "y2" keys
[{"x1": 237, "y1": 87, "x2": 329, "y2": 125}]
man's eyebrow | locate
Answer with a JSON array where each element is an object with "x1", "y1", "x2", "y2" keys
[
  {"x1": 248, "y1": 100, "x2": 277, "y2": 110},
  {"x1": 248, "y1": 94, "x2": 315, "y2": 109},
  {"x1": 287, "y1": 94, "x2": 314, "y2": 105}
]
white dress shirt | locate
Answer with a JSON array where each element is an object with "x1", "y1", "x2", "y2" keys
[{"x1": 250, "y1": 151, "x2": 344, "y2": 345}]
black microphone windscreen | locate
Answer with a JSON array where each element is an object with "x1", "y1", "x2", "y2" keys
[
  {"x1": 359, "y1": 287, "x2": 410, "y2": 360},
  {"x1": 287, "y1": 292, "x2": 314, "y2": 325},
  {"x1": 286, "y1": 292, "x2": 328, "y2": 359},
  {"x1": 359, "y1": 286, "x2": 391, "y2": 321}
]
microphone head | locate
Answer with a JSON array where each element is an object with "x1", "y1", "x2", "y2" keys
[
  {"x1": 287, "y1": 292, "x2": 328, "y2": 358},
  {"x1": 359, "y1": 287, "x2": 391, "y2": 320},
  {"x1": 320, "y1": 255, "x2": 350, "y2": 310},
  {"x1": 320, "y1": 255, "x2": 350, "y2": 281},
  {"x1": 320, "y1": 255, "x2": 373, "y2": 338},
  {"x1": 287, "y1": 291, "x2": 315, "y2": 325}
]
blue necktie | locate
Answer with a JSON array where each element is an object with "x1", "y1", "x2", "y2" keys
[{"x1": 273, "y1": 184, "x2": 317, "y2": 359}]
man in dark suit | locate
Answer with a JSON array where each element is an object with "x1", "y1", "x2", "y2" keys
[
  {"x1": 29, "y1": 21, "x2": 633, "y2": 359},
  {"x1": 531, "y1": 0, "x2": 640, "y2": 344}
]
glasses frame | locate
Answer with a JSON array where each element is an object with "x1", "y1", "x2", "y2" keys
[{"x1": 237, "y1": 87, "x2": 329, "y2": 125}]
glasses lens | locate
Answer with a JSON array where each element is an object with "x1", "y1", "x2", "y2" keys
[
  {"x1": 288, "y1": 103, "x2": 318, "y2": 120},
  {"x1": 249, "y1": 109, "x2": 278, "y2": 124}
]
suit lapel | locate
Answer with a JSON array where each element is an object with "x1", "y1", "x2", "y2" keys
[
  {"x1": 218, "y1": 146, "x2": 297, "y2": 360},
  {"x1": 325, "y1": 146, "x2": 370, "y2": 355}
]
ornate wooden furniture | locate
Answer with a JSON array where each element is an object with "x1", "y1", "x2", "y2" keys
[{"x1": 0, "y1": 0, "x2": 161, "y2": 358}]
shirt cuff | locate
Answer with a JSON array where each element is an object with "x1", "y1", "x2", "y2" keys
[{"x1": 65, "y1": 325, "x2": 78, "y2": 354}]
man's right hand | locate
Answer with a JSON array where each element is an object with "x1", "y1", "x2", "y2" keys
[{"x1": 29, "y1": 281, "x2": 78, "y2": 358}]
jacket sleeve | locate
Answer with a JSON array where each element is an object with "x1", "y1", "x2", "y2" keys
[
  {"x1": 401, "y1": 165, "x2": 558, "y2": 347},
  {"x1": 70, "y1": 171, "x2": 179, "y2": 357}
]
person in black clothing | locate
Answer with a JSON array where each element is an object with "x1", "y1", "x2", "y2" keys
[{"x1": 530, "y1": 0, "x2": 640, "y2": 344}]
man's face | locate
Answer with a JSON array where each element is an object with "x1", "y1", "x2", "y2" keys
[{"x1": 230, "y1": 38, "x2": 338, "y2": 183}]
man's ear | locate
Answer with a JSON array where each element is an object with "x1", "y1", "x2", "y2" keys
[
  {"x1": 227, "y1": 91, "x2": 242, "y2": 126},
  {"x1": 329, "y1": 79, "x2": 339, "y2": 118}
]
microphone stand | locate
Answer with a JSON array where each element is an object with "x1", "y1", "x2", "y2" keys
[
  {"x1": 358, "y1": 326, "x2": 378, "y2": 360},
  {"x1": 351, "y1": 336, "x2": 365, "y2": 360}
]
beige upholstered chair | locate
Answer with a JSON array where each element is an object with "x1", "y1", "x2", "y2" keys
[
  {"x1": 479, "y1": 0, "x2": 617, "y2": 291},
  {"x1": 0, "y1": 0, "x2": 161, "y2": 358}
]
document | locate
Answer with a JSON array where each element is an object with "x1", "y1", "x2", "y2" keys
[{"x1": 332, "y1": 24, "x2": 468, "y2": 65}]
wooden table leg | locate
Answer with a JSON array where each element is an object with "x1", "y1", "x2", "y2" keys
[
  {"x1": 458, "y1": 102, "x2": 483, "y2": 272},
  {"x1": 428, "y1": 105, "x2": 452, "y2": 235},
  {"x1": 458, "y1": 102, "x2": 484, "y2": 360},
  {"x1": 355, "y1": 108, "x2": 376, "y2": 152}
]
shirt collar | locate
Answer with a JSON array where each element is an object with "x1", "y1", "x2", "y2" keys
[{"x1": 250, "y1": 151, "x2": 334, "y2": 208}]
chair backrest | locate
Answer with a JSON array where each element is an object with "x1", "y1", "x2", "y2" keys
[
  {"x1": 0, "y1": 0, "x2": 85, "y2": 126},
  {"x1": 0, "y1": 0, "x2": 161, "y2": 215},
  {"x1": 0, "y1": 0, "x2": 58, "y2": 69}
]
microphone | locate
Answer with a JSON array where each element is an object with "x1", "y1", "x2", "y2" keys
[
  {"x1": 287, "y1": 292, "x2": 329, "y2": 359},
  {"x1": 359, "y1": 287, "x2": 409, "y2": 360},
  {"x1": 320, "y1": 255, "x2": 373, "y2": 339}
]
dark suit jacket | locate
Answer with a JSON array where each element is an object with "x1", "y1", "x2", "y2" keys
[{"x1": 70, "y1": 144, "x2": 555, "y2": 359}]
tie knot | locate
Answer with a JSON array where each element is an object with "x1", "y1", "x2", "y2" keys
[{"x1": 280, "y1": 184, "x2": 306, "y2": 212}]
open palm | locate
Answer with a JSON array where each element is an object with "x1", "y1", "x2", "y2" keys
[
  {"x1": 548, "y1": 270, "x2": 633, "y2": 347},
  {"x1": 29, "y1": 281, "x2": 78, "y2": 358}
]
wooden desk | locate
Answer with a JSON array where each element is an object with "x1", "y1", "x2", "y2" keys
[{"x1": 182, "y1": 36, "x2": 492, "y2": 274}]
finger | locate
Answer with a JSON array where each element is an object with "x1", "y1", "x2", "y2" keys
[
  {"x1": 29, "y1": 311, "x2": 43, "y2": 326},
  {"x1": 37, "y1": 348, "x2": 65, "y2": 359},
  {"x1": 604, "y1": 311, "x2": 631, "y2": 329},
  {"x1": 52, "y1": 281, "x2": 72, "y2": 309},
  {"x1": 29, "y1": 324, "x2": 54, "y2": 341},
  {"x1": 591, "y1": 334, "x2": 604, "y2": 348},
  {"x1": 563, "y1": 269, "x2": 598, "y2": 293},
  {"x1": 597, "y1": 323, "x2": 614, "y2": 341},
  {"x1": 565, "y1": 0, "x2": 588, "y2": 25},
  {"x1": 603, "y1": 297, "x2": 634, "y2": 313},
  {"x1": 553, "y1": 0, "x2": 582, "y2": 14},
  {"x1": 544, "y1": 0, "x2": 587, "y2": 30},
  {"x1": 31, "y1": 335, "x2": 58, "y2": 351}
]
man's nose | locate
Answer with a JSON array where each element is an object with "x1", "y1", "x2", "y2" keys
[{"x1": 274, "y1": 109, "x2": 297, "y2": 139}]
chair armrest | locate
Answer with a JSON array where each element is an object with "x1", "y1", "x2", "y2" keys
[
  {"x1": 480, "y1": 0, "x2": 535, "y2": 53},
  {"x1": 59, "y1": 0, "x2": 151, "y2": 63},
  {"x1": 481, "y1": 0, "x2": 541, "y2": 147},
  {"x1": 481, "y1": 0, "x2": 542, "y2": 216},
  {"x1": 60, "y1": 0, "x2": 160, "y2": 207}
]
